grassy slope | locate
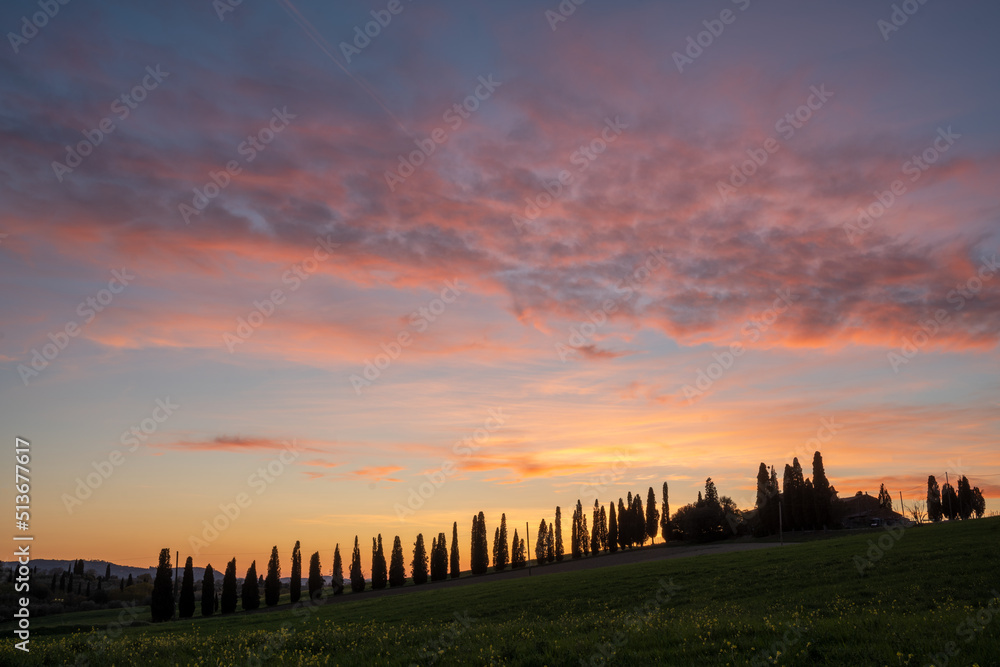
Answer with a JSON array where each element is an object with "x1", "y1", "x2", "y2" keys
[{"x1": 2, "y1": 518, "x2": 999, "y2": 666}]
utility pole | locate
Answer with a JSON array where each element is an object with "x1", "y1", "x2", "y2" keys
[{"x1": 898, "y1": 491, "x2": 905, "y2": 520}]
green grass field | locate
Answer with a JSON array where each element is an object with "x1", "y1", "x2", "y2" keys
[{"x1": 3, "y1": 518, "x2": 999, "y2": 666}]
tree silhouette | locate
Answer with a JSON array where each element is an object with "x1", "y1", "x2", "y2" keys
[
  {"x1": 617, "y1": 498, "x2": 628, "y2": 551},
  {"x1": 150, "y1": 548, "x2": 174, "y2": 622},
  {"x1": 878, "y1": 483, "x2": 893, "y2": 511},
  {"x1": 608, "y1": 502, "x2": 619, "y2": 553},
  {"x1": 290, "y1": 540, "x2": 302, "y2": 604},
  {"x1": 350, "y1": 536, "x2": 365, "y2": 593},
  {"x1": 812, "y1": 452, "x2": 832, "y2": 528},
  {"x1": 201, "y1": 564, "x2": 215, "y2": 617},
  {"x1": 957, "y1": 476, "x2": 974, "y2": 520},
  {"x1": 389, "y1": 535, "x2": 406, "y2": 587},
  {"x1": 645, "y1": 487, "x2": 659, "y2": 544},
  {"x1": 496, "y1": 514, "x2": 509, "y2": 571},
  {"x1": 535, "y1": 519, "x2": 548, "y2": 565},
  {"x1": 927, "y1": 476, "x2": 943, "y2": 522},
  {"x1": 331, "y1": 544, "x2": 343, "y2": 594},
  {"x1": 431, "y1": 533, "x2": 448, "y2": 581},
  {"x1": 126, "y1": 573, "x2": 133, "y2": 587},
  {"x1": 591, "y1": 500, "x2": 601, "y2": 554},
  {"x1": 510, "y1": 528, "x2": 524, "y2": 568},
  {"x1": 265, "y1": 546, "x2": 281, "y2": 607},
  {"x1": 450, "y1": 522, "x2": 460, "y2": 579},
  {"x1": 972, "y1": 486, "x2": 986, "y2": 518},
  {"x1": 571, "y1": 505, "x2": 579, "y2": 559},
  {"x1": 661, "y1": 481, "x2": 670, "y2": 543},
  {"x1": 412, "y1": 534, "x2": 429, "y2": 584},
  {"x1": 555, "y1": 506, "x2": 565, "y2": 562},
  {"x1": 547, "y1": 523, "x2": 555, "y2": 562},
  {"x1": 221, "y1": 558, "x2": 237, "y2": 614},
  {"x1": 471, "y1": 512, "x2": 489, "y2": 574},
  {"x1": 941, "y1": 483, "x2": 959, "y2": 520},
  {"x1": 308, "y1": 551, "x2": 324, "y2": 600},
  {"x1": 633, "y1": 494, "x2": 646, "y2": 547},
  {"x1": 241, "y1": 561, "x2": 260, "y2": 611},
  {"x1": 372, "y1": 534, "x2": 388, "y2": 590},
  {"x1": 178, "y1": 556, "x2": 195, "y2": 619}
]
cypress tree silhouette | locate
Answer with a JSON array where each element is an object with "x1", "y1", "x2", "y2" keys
[
  {"x1": 221, "y1": 559, "x2": 237, "y2": 614},
  {"x1": 412, "y1": 534, "x2": 429, "y2": 584},
  {"x1": 496, "y1": 514, "x2": 509, "y2": 571},
  {"x1": 150, "y1": 548, "x2": 174, "y2": 622},
  {"x1": 265, "y1": 546, "x2": 281, "y2": 607},
  {"x1": 178, "y1": 556, "x2": 195, "y2": 619},
  {"x1": 547, "y1": 523, "x2": 555, "y2": 562},
  {"x1": 450, "y1": 522, "x2": 460, "y2": 579},
  {"x1": 290, "y1": 540, "x2": 302, "y2": 604},
  {"x1": 510, "y1": 528, "x2": 525, "y2": 568},
  {"x1": 126, "y1": 573, "x2": 133, "y2": 587},
  {"x1": 812, "y1": 452, "x2": 832, "y2": 528},
  {"x1": 471, "y1": 512, "x2": 489, "y2": 574},
  {"x1": 535, "y1": 519, "x2": 547, "y2": 565},
  {"x1": 389, "y1": 535, "x2": 406, "y2": 587},
  {"x1": 581, "y1": 512, "x2": 590, "y2": 555},
  {"x1": 927, "y1": 476, "x2": 943, "y2": 522},
  {"x1": 201, "y1": 564, "x2": 215, "y2": 617},
  {"x1": 331, "y1": 544, "x2": 343, "y2": 594},
  {"x1": 608, "y1": 502, "x2": 619, "y2": 553},
  {"x1": 433, "y1": 532, "x2": 449, "y2": 581},
  {"x1": 555, "y1": 506, "x2": 564, "y2": 562},
  {"x1": 242, "y1": 561, "x2": 260, "y2": 611},
  {"x1": 942, "y1": 483, "x2": 959, "y2": 520},
  {"x1": 308, "y1": 551, "x2": 324, "y2": 600},
  {"x1": 350, "y1": 536, "x2": 365, "y2": 593},
  {"x1": 591, "y1": 500, "x2": 600, "y2": 554},
  {"x1": 372, "y1": 534, "x2": 388, "y2": 590},
  {"x1": 105, "y1": 563, "x2": 111, "y2": 580},
  {"x1": 617, "y1": 498, "x2": 628, "y2": 551},
  {"x1": 599, "y1": 505, "x2": 608, "y2": 551},
  {"x1": 571, "y1": 506, "x2": 579, "y2": 559},
  {"x1": 957, "y1": 476, "x2": 974, "y2": 520},
  {"x1": 878, "y1": 483, "x2": 893, "y2": 511},
  {"x1": 646, "y1": 487, "x2": 659, "y2": 544}
]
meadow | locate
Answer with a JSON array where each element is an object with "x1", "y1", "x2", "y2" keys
[{"x1": 2, "y1": 518, "x2": 999, "y2": 666}]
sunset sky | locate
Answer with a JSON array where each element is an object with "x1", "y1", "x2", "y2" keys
[{"x1": 2, "y1": 0, "x2": 998, "y2": 574}]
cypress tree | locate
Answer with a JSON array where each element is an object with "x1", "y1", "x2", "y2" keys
[
  {"x1": 535, "y1": 519, "x2": 548, "y2": 565},
  {"x1": 633, "y1": 495, "x2": 646, "y2": 546},
  {"x1": 496, "y1": 514, "x2": 509, "y2": 571},
  {"x1": 555, "y1": 506, "x2": 564, "y2": 561},
  {"x1": 571, "y1": 507, "x2": 579, "y2": 559},
  {"x1": 957, "y1": 476, "x2": 974, "y2": 520},
  {"x1": 290, "y1": 540, "x2": 302, "y2": 604},
  {"x1": 469, "y1": 516, "x2": 479, "y2": 573},
  {"x1": 547, "y1": 523, "x2": 555, "y2": 562},
  {"x1": 661, "y1": 481, "x2": 670, "y2": 543},
  {"x1": 150, "y1": 548, "x2": 174, "y2": 622},
  {"x1": 201, "y1": 564, "x2": 215, "y2": 617},
  {"x1": 646, "y1": 487, "x2": 659, "y2": 543},
  {"x1": 127, "y1": 573, "x2": 133, "y2": 587},
  {"x1": 878, "y1": 483, "x2": 893, "y2": 511},
  {"x1": 927, "y1": 476, "x2": 943, "y2": 522},
  {"x1": 331, "y1": 544, "x2": 343, "y2": 594},
  {"x1": 221, "y1": 559, "x2": 237, "y2": 614},
  {"x1": 412, "y1": 534, "x2": 429, "y2": 584},
  {"x1": 510, "y1": 528, "x2": 523, "y2": 568},
  {"x1": 178, "y1": 556, "x2": 195, "y2": 619},
  {"x1": 942, "y1": 483, "x2": 959, "y2": 520},
  {"x1": 308, "y1": 551, "x2": 324, "y2": 600},
  {"x1": 105, "y1": 563, "x2": 111, "y2": 580},
  {"x1": 373, "y1": 535, "x2": 388, "y2": 589},
  {"x1": 617, "y1": 498, "x2": 628, "y2": 550},
  {"x1": 389, "y1": 536, "x2": 406, "y2": 587},
  {"x1": 350, "y1": 536, "x2": 365, "y2": 593},
  {"x1": 471, "y1": 512, "x2": 489, "y2": 574},
  {"x1": 599, "y1": 505, "x2": 608, "y2": 551},
  {"x1": 431, "y1": 535, "x2": 446, "y2": 581},
  {"x1": 450, "y1": 522, "x2": 460, "y2": 579},
  {"x1": 265, "y1": 546, "x2": 281, "y2": 607},
  {"x1": 812, "y1": 452, "x2": 832, "y2": 528},
  {"x1": 591, "y1": 501, "x2": 600, "y2": 555},
  {"x1": 608, "y1": 502, "x2": 619, "y2": 553},
  {"x1": 241, "y1": 561, "x2": 260, "y2": 611}
]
